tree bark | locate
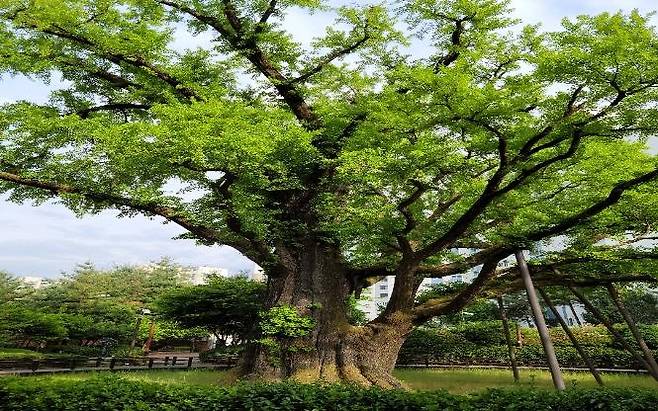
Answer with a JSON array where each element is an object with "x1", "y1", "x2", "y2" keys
[
  {"x1": 538, "y1": 287, "x2": 603, "y2": 386},
  {"x1": 606, "y1": 284, "x2": 658, "y2": 378},
  {"x1": 569, "y1": 285, "x2": 658, "y2": 381},
  {"x1": 497, "y1": 296, "x2": 520, "y2": 382},
  {"x1": 238, "y1": 240, "x2": 412, "y2": 387}
]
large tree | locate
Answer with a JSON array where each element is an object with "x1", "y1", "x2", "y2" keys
[{"x1": 2, "y1": 0, "x2": 658, "y2": 386}]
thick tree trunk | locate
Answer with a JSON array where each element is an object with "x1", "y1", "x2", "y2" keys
[{"x1": 238, "y1": 240, "x2": 412, "y2": 387}]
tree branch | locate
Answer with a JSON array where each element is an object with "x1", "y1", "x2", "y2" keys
[
  {"x1": 0, "y1": 169, "x2": 266, "y2": 262},
  {"x1": 6, "y1": 12, "x2": 200, "y2": 101},
  {"x1": 75, "y1": 103, "x2": 151, "y2": 119},
  {"x1": 289, "y1": 28, "x2": 371, "y2": 84},
  {"x1": 412, "y1": 258, "x2": 499, "y2": 323},
  {"x1": 434, "y1": 14, "x2": 475, "y2": 71}
]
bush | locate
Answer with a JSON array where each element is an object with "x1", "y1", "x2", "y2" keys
[
  {"x1": 398, "y1": 323, "x2": 658, "y2": 369},
  {"x1": 0, "y1": 375, "x2": 657, "y2": 410},
  {"x1": 199, "y1": 345, "x2": 244, "y2": 363}
]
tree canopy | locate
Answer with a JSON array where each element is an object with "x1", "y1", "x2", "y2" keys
[{"x1": 156, "y1": 275, "x2": 265, "y2": 343}]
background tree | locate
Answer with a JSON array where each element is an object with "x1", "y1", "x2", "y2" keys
[
  {"x1": 156, "y1": 275, "x2": 265, "y2": 346},
  {"x1": 581, "y1": 285, "x2": 658, "y2": 326},
  {"x1": 2, "y1": 0, "x2": 658, "y2": 386},
  {"x1": 4, "y1": 261, "x2": 199, "y2": 350}
]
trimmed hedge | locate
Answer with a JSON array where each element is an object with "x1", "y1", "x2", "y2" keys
[
  {"x1": 398, "y1": 322, "x2": 658, "y2": 369},
  {"x1": 0, "y1": 375, "x2": 657, "y2": 410}
]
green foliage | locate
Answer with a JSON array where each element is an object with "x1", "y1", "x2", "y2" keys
[
  {"x1": 581, "y1": 285, "x2": 658, "y2": 325},
  {"x1": 0, "y1": 261, "x2": 207, "y2": 349},
  {"x1": 257, "y1": 305, "x2": 316, "y2": 363},
  {"x1": 259, "y1": 305, "x2": 316, "y2": 339},
  {"x1": 0, "y1": 348, "x2": 44, "y2": 360},
  {"x1": 0, "y1": 304, "x2": 67, "y2": 344},
  {"x1": 398, "y1": 322, "x2": 658, "y2": 368},
  {"x1": 156, "y1": 275, "x2": 265, "y2": 343},
  {"x1": 345, "y1": 295, "x2": 367, "y2": 326},
  {"x1": 1, "y1": 375, "x2": 658, "y2": 410},
  {"x1": 199, "y1": 345, "x2": 244, "y2": 363},
  {"x1": 137, "y1": 319, "x2": 207, "y2": 343}
]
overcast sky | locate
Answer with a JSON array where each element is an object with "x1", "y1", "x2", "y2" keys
[{"x1": 1, "y1": 0, "x2": 657, "y2": 278}]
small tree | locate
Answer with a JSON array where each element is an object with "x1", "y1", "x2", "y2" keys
[
  {"x1": 156, "y1": 276, "x2": 265, "y2": 345},
  {"x1": 582, "y1": 285, "x2": 658, "y2": 325}
]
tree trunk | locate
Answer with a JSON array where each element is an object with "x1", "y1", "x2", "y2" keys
[
  {"x1": 569, "y1": 285, "x2": 658, "y2": 381},
  {"x1": 606, "y1": 284, "x2": 658, "y2": 378},
  {"x1": 538, "y1": 287, "x2": 603, "y2": 386},
  {"x1": 238, "y1": 240, "x2": 412, "y2": 387},
  {"x1": 497, "y1": 296, "x2": 520, "y2": 382}
]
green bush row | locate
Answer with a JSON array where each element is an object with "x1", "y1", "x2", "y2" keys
[
  {"x1": 0, "y1": 375, "x2": 657, "y2": 410},
  {"x1": 398, "y1": 322, "x2": 658, "y2": 368}
]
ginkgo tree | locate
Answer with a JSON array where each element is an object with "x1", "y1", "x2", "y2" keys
[{"x1": 2, "y1": 0, "x2": 658, "y2": 386}]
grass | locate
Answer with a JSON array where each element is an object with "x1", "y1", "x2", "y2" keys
[
  {"x1": 6, "y1": 367, "x2": 657, "y2": 394},
  {"x1": 0, "y1": 348, "x2": 44, "y2": 360},
  {"x1": 394, "y1": 368, "x2": 658, "y2": 393}
]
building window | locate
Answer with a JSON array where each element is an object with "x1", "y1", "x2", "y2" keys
[
  {"x1": 379, "y1": 293, "x2": 388, "y2": 298},
  {"x1": 379, "y1": 285, "x2": 387, "y2": 290}
]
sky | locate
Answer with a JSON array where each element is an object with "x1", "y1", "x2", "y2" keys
[{"x1": 1, "y1": 0, "x2": 657, "y2": 278}]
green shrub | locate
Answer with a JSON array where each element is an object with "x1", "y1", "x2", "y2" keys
[
  {"x1": 199, "y1": 345, "x2": 244, "y2": 363},
  {"x1": 398, "y1": 323, "x2": 658, "y2": 368},
  {"x1": 0, "y1": 375, "x2": 657, "y2": 410}
]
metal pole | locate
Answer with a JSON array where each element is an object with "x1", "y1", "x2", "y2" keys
[{"x1": 515, "y1": 250, "x2": 565, "y2": 390}]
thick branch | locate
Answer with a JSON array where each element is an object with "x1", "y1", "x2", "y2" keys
[
  {"x1": 76, "y1": 103, "x2": 151, "y2": 119},
  {"x1": 412, "y1": 258, "x2": 499, "y2": 323},
  {"x1": 434, "y1": 14, "x2": 474, "y2": 70},
  {"x1": 525, "y1": 167, "x2": 658, "y2": 241},
  {"x1": 0, "y1": 170, "x2": 264, "y2": 262}
]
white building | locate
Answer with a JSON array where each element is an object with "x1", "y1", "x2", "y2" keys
[
  {"x1": 186, "y1": 266, "x2": 229, "y2": 285},
  {"x1": 20, "y1": 276, "x2": 46, "y2": 289}
]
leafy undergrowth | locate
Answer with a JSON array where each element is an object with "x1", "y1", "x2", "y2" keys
[
  {"x1": 1, "y1": 374, "x2": 658, "y2": 410},
  {"x1": 8, "y1": 368, "x2": 657, "y2": 394}
]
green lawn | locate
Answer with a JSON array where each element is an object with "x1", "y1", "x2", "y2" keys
[
  {"x1": 0, "y1": 348, "x2": 44, "y2": 360},
  {"x1": 9, "y1": 368, "x2": 657, "y2": 394}
]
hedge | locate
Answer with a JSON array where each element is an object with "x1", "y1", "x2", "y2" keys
[
  {"x1": 398, "y1": 322, "x2": 658, "y2": 369},
  {"x1": 0, "y1": 375, "x2": 657, "y2": 410}
]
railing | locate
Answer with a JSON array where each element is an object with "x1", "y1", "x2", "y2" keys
[{"x1": 0, "y1": 355, "x2": 238, "y2": 373}]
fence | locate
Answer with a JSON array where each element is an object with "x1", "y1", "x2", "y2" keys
[{"x1": 0, "y1": 355, "x2": 238, "y2": 374}]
